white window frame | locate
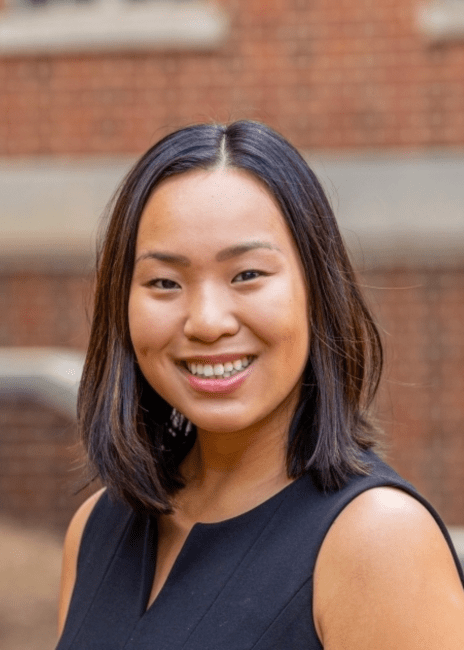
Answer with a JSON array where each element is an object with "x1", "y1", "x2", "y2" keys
[
  {"x1": 0, "y1": 0, "x2": 228, "y2": 56},
  {"x1": 418, "y1": 0, "x2": 464, "y2": 41}
]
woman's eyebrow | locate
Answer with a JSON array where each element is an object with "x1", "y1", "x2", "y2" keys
[
  {"x1": 215, "y1": 241, "x2": 282, "y2": 262},
  {"x1": 135, "y1": 251, "x2": 190, "y2": 266},
  {"x1": 136, "y1": 241, "x2": 281, "y2": 266}
]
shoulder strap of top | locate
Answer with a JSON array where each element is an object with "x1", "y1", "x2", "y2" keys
[
  {"x1": 77, "y1": 490, "x2": 134, "y2": 572},
  {"x1": 249, "y1": 453, "x2": 463, "y2": 650},
  {"x1": 57, "y1": 491, "x2": 138, "y2": 648},
  {"x1": 298, "y1": 451, "x2": 464, "y2": 585}
]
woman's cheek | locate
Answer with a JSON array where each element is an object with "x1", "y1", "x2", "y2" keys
[
  {"x1": 250, "y1": 278, "x2": 308, "y2": 341},
  {"x1": 129, "y1": 293, "x2": 176, "y2": 355}
]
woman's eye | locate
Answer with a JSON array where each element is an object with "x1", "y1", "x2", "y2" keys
[
  {"x1": 148, "y1": 278, "x2": 180, "y2": 290},
  {"x1": 233, "y1": 270, "x2": 264, "y2": 283}
]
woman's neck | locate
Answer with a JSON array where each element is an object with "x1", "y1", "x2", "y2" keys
[{"x1": 174, "y1": 415, "x2": 294, "y2": 525}]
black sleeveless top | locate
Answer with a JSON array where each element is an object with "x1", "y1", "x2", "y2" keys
[{"x1": 56, "y1": 452, "x2": 464, "y2": 650}]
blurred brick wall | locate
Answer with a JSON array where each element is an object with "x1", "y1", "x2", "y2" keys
[
  {"x1": 365, "y1": 266, "x2": 464, "y2": 525},
  {"x1": 0, "y1": 265, "x2": 463, "y2": 528},
  {"x1": 1, "y1": 0, "x2": 463, "y2": 529},
  {"x1": 0, "y1": 272, "x2": 92, "y2": 349},
  {"x1": 0, "y1": 272, "x2": 94, "y2": 531},
  {"x1": 1, "y1": 0, "x2": 464, "y2": 156},
  {"x1": 0, "y1": 395, "x2": 96, "y2": 531}
]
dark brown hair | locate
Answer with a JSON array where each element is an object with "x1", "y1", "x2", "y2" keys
[{"x1": 78, "y1": 120, "x2": 383, "y2": 513}]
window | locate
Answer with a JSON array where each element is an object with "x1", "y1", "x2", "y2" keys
[{"x1": 0, "y1": 0, "x2": 228, "y2": 56}]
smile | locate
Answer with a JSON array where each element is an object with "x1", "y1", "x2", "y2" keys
[{"x1": 183, "y1": 356, "x2": 255, "y2": 379}]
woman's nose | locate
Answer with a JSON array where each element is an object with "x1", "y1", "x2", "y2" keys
[{"x1": 183, "y1": 285, "x2": 240, "y2": 342}]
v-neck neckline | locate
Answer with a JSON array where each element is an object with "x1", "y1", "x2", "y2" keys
[{"x1": 140, "y1": 474, "x2": 307, "y2": 616}]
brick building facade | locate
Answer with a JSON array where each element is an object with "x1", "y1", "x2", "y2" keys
[{"x1": 1, "y1": 0, "x2": 463, "y2": 530}]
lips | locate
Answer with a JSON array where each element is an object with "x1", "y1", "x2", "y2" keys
[
  {"x1": 178, "y1": 354, "x2": 256, "y2": 394},
  {"x1": 184, "y1": 363, "x2": 254, "y2": 394}
]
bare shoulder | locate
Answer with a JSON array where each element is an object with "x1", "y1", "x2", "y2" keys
[
  {"x1": 57, "y1": 487, "x2": 106, "y2": 637},
  {"x1": 320, "y1": 486, "x2": 456, "y2": 555},
  {"x1": 313, "y1": 486, "x2": 464, "y2": 650}
]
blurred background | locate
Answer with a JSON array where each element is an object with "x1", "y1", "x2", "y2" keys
[{"x1": 0, "y1": 0, "x2": 463, "y2": 647}]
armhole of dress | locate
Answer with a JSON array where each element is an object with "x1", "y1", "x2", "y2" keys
[
  {"x1": 57, "y1": 491, "x2": 137, "y2": 649},
  {"x1": 389, "y1": 483, "x2": 464, "y2": 585},
  {"x1": 75, "y1": 489, "x2": 109, "y2": 574},
  {"x1": 310, "y1": 477, "x2": 464, "y2": 648},
  {"x1": 320, "y1": 480, "x2": 464, "y2": 587}
]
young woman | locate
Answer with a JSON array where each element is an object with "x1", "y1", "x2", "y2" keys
[{"x1": 56, "y1": 121, "x2": 464, "y2": 650}]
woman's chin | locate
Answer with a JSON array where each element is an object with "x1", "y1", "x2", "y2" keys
[{"x1": 188, "y1": 413, "x2": 258, "y2": 437}]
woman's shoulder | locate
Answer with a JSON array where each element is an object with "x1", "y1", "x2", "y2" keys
[
  {"x1": 57, "y1": 488, "x2": 106, "y2": 636},
  {"x1": 313, "y1": 485, "x2": 464, "y2": 649},
  {"x1": 316, "y1": 484, "x2": 458, "y2": 571}
]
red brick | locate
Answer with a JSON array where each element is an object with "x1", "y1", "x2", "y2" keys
[{"x1": 1, "y1": 0, "x2": 464, "y2": 526}]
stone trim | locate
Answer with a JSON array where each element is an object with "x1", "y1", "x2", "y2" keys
[
  {"x1": 1, "y1": 152, "x2": 464, "y2": 270},
  {"x1": 0, "y1": 347, "x2": 84, "y2": 418},
  {"x1": 417, "y1": 1, "x2": 464, "y2": 42},
  {"x1": 0, "y1": 0, "x2": 229, "y2": 56}
]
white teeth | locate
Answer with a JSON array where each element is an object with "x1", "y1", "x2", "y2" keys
[{"x1": 185, "y1": 356, "x2": 254, "y2": 378}]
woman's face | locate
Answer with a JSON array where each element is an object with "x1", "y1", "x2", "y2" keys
[{"x1": 129, "y1": 167, "x2": 309, "y2": 436}]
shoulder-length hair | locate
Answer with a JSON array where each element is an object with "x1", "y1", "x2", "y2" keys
[{"x1": 78, "y1": 120, "x2": 383, "y2": 513}]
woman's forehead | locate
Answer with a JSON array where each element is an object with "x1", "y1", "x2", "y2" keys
[{"x1": 136, "y1": 167, "x2": 291, "y2": 250}]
